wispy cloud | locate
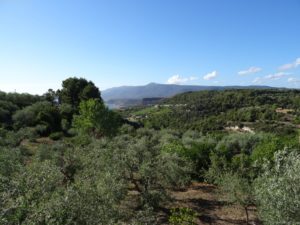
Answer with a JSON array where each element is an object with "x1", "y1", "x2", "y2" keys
[
  {"x1": 252, "y1": 72, "x2": 289, "y2": 84},
  {"x1": 238, "y1": 66, "x2": 262, "y2": 75},
  {"x1": 288, "y1": 77, "x2": 300, "y2": 83},
  {"x1": 278, "y1": 58, "x2": 300, "y2": 70},
  {"x1": 167, "y1": 75, "x2": 198, "y2": 84},
  {"x1": 189, "y1": 76, "x2": 198, "y2": 81},
  {"x1": 203, "y1": 71, "x2": 218, "y2": 80},
  {"x1": 265, "y1": 72, "x2": 289, "y2": 80},
  {"x1": 252, "y1": 77, "x2": 263, "y2": 84}
]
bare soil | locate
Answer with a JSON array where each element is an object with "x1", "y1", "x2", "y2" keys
[{"x1": 160, "y1": 182, "x2": 261, "y2": 225}]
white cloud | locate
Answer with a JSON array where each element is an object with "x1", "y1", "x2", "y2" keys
[
  {"x1": 238, "y1": 66, "x2": 262, "y2": 75},
  {"x1": 278, "y1": 58, "x2": 300, "y2": 70},
  {"x1": 252, "y1": 77, "x2": 263, "y2": 84},
  {"x1": 167, "y1": 75, "x2": 198, "y2": 84},
  {"x1": 288, "y1": 77, "x2": 300, "y2": 83},
  {"x1": 203, "y1": 71, "x2": 218, "y2": 80},
  {"x1": 252, "y1": 72, "x2": 289, "y2": 84},
  {"x1": 189, "y1": 76, "x2": 198, "y2": 81},
  {"x1": 265, "y1": 72, "x2": 289, "y2": 80}
]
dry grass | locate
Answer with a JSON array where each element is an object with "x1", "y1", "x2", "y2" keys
[{"x1": 276, "y1": 108, "x2": 294, "y2": 114}]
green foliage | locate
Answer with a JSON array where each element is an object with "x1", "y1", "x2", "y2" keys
[
  {"x1": 43, "y1": 89, "x2": 59, "y2": 104},
  {"x1": 251, "y1": 135, "x2": 299, "y2": 164},
  {"x1": 0, "y1": 128, "x2": 193, "y2": 224},
  {"x1": 205, "y1": 133, "x2": 263, "y2": 182},
  {"x1": 161, "y1": 142, "x2": 186, "y2": 156},
  {"x1": 0, "y1": 100, "x2": 19, "y2": 126},
  {"x1": 129, "y1": 206, "x2": 157, "y2": 225},
  {"x1": 59, "y1": 77, "x2": 101, "y2": 108},
  {"x1": 73, "y1": 99, "x2": 122, "y2": 137},
  {"x1": 13, "y1": 101, "x2": 61, "y2": 134},
  {"x1": 59, "y1": 103, "x2": 74, "y2": 131},
  {"x1": 1, "y1": 160, "x2": 64, "y2": 224},
  {"x1": 218, "y1": 172, "x2": 254, "y2": 207},
  {"x1": 0, "y1": 91, "x2": 43, "y2": 108},
  {"x1": 2, "y1": 81, "x2": 300, "y2": 224},
  {"x1": 254, "y1": 149, "x2": 300, "y2": 224},
  {"x1": 105, "y1": 131, "x2": 192, "y2": 208},
  {"x1": 169, "y1": 207, "x2": 198, "y2": 225},
  {"x1": 0, "y1": 128, "x2": 38, "y2": 147},
  {"x1": 0, "y1": 147, "x2": 22, "y2": 177},
  {"x1": 217, "y1": 172, "x2": 254, "y2": 224},
  {"x1": 251, "y1": 137, "x2": 283, "y2": 163},
  {"x1": 49, "y1": 132, "x2": 64, "y2": 140},
  {"x1": 129, "y1": 89, "x2": 300, "y2": 133}
]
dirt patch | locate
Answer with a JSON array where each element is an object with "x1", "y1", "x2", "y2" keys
[
  {"x1": 161, "y1": 182, "x2": 260, "y2": 225},
  {"x1": 276, "y1": 108, "x2": 294, "y2": 114}
]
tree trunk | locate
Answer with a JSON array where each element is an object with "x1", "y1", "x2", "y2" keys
[{"x1": 244, "y1": 206, "x2": 249, "y2": 225}]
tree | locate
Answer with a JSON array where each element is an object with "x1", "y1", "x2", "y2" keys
[
  {"x1": 254, "y1": 149, "x2": 300, "y2": 224},
  {"x1": 59, "y1": 77, "x2": 101, "y2": 108},
  {"x1": 43, "y1": 89, "x2": 58, "y2": 104},
  {"x1": 59, "y1": 103, "x2": 74, "y2": 131},
  {"x1": 250, "y1": 137, "x2": 282, "y2": 164},
  {"x1": 73, "y1": 99, "x2": 121, "y2": 137},
  {"x1": 95, "y1": 130, "x2": 192, "y2": 210},
  {"x1": 217, "y1": 172, "x2": 254, "y2": 224}
]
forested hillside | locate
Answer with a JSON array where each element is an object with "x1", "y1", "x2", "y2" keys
[
  {"x1": 1, "y1": 78, "x2": 300, "y2": 224},
  {"x1": 125, "y1": 89, "x2": 300, "y2": 134},
  {"x1": 102, "y1": 83, "x2": 274, "y2": 100},
  {"x1": 102, "y1": 83, "x2": 273, "y2": 108}
]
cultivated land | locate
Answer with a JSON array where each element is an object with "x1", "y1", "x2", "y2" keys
[{"x1": 1, "y1": 78, "x2": 300, "y2": 224}]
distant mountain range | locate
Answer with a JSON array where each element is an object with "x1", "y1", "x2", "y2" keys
[
  {"x1": 102, "y1": 83, "x2": 275, "y2": 108},
  {"x1": 102, "y1": 83, "x2": 274, "y2": 100}
]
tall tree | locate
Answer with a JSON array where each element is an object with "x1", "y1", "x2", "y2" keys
[{"x1": 59, "y1": 77, "x2": 101, "y2": 108}]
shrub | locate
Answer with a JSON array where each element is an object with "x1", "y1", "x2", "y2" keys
[
  {"x1": 49, "y1": 132, "x2": 64, "y2": 141},
  {"x1": 35, "y1": 124, "x2": 49, "y2": 136},
  {"x1": 169, "y1": 207, "x2": 198, "y2": 225}
]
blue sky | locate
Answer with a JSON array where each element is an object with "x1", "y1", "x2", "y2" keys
[{"x1": 0, "y1": 0, "x2": 300, "y2": 94}]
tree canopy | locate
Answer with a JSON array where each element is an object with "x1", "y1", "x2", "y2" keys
[{"x1": 59, "y1": 77, "x2": 101, "y2": 108}]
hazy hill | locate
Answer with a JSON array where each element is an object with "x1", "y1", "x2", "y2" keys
[{"x1": 102, "y1": 83, "x2": 273, "y2": 101}]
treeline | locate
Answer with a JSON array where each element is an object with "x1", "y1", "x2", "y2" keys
[
  {"x1": 133, "y1": 89, "x2": 300, "y2": 134},
  {"x1": 0, "y1": 77, "x2": 122, "y2": 146}
]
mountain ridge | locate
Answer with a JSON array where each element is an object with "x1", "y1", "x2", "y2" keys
[{"x1": 102, "y1": 83, "x2": 275, "y2": 101}]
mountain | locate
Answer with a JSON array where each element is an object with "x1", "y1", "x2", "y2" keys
[{"x1": 102, "y1": 83, "x2": 273, "y2": 101}]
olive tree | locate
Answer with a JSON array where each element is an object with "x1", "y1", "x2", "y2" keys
[
  {"x1": 217, "y1": 172, "x2": 254, "y2": 224},
  {"x1": 254, "y1": 149, "x2": 300, "y2": 224}
]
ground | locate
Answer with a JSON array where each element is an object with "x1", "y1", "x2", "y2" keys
[{"x1": 160, "y1": 182, "x2": 261, "y2": 225}]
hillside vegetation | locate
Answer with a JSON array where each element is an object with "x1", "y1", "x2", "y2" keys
[
  {"x1": 124, "y1": 89, "x2": 300, "y2": 134},
  {"x1": 1, "y1": 78, "x2": 300, "y2": 224},
  {"x1": 102, "y1": 83, "x2": 273, "y2": 108}
]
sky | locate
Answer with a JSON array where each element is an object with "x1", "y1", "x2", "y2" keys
[{"x1": 0, "y1": 0, "x2": 300, "y2": 94}]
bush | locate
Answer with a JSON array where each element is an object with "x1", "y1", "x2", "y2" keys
[
  {"x1": 169, "y1": 207, "x2": 198, "y2": 225},
  {"x1": 49, "y1": 132, "x2": 64, "y2": 141},
  {"x1": 13, "y1": 101, "x2": 61, "y2": 134},
  {"x1": 35, "y1": 124, "x2": 49, "y2": 136}
]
